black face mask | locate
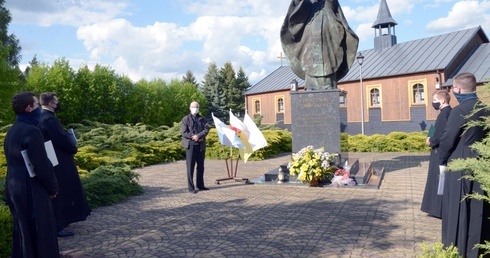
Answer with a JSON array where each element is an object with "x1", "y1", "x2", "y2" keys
[
  {"x1": 432, "y1": 102, "x2": 441, "y2": 110},
  {"x1": 55, "y1": 102, "x2": 61, "y2": 112}
]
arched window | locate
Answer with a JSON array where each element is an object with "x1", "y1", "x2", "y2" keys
[
  {"x1": 413, "y1": 83, "x2": 424, "y2": 104},
  {"x1": 254, "y1": 100, "x2": 261, "y2": 113},
  {"x1": 370, "y1": 88, "x2": 380, "y2": 106},
  {"x1": 277, "y1": 98, "x2": 284, "y2": 112}
]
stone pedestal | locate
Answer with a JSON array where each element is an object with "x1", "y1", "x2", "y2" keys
[{"x1": 290, "y1": 90, "x2": 341, "y2": 154}]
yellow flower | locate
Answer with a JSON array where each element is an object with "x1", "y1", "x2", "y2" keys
[
  {"x1": 304, "y1": 154, "x2": 311, "y2": 161},
  {"x1": 288, "y1": 146, "x2": 335, "y2": 182},
  {"x1": 300, "y1": 164, "x2": 309, "y2": 172},
  {"x1": 314, "y1": 167, "x2": 322, "y2": 175}
]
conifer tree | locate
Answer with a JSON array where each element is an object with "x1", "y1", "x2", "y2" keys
[
  {"x1": 219, "y1": 61, "x2": 238, "y2": 113},
  {"x1": 0, "y1": 0, "x2": 21, "y2": 67},
  {"x1": 182, "y1": 70, "x2": 198, "y2": 87},
  {"x1": 235, "y1": 67, "x2": 251, "y2": 116},
  {"x1": 201, "y1": 62, "x2": 226, "y2": 120},
  {"x1": 0, "y1": 0, "x2": 22, "y2": 124}
]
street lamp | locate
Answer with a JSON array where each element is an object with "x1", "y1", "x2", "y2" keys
[{"x1": 357, "y1": 52, "x2": 365, "y2": 135}]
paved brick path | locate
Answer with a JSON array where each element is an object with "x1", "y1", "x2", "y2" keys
[{"x1": 59, "y1": 152, "x2": 441, "y2": 257}]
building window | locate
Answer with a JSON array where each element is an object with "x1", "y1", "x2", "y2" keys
[
  {"x1": 408, "y1": 79, "x2": 427, "y2": 106},
  {"x1": 339, "y1": 91, "x2": 346, "y2": 107},
  {"x1": 277, "y1": 98, "x2": 284, "y2": 112},
  {"x1": 370, "y1": 88, "x2": 380, "y2": 107},
  {"x1": 254, "y1": 100, "x2": 261, "y2": 114},
  {"x1": 366, "y1": 85, "x2": 381, "y2": 108},
  {"x1": 413, "y1": 83, "x2": 425, "y2": 104}
]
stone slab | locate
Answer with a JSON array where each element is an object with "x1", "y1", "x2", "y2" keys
[{"x1": 290, "y1": 90, "x2": 341, "y2": 154}]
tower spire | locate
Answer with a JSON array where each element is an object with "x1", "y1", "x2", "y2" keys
[{"x1": 372, "y1": 0, "x2": 398, "y2": 50}]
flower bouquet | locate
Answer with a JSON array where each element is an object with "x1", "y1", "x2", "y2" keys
[
  {"x1": 331, "y1": 168, "x2": 357, "y2": 187},
  {"x1": 287, "y1": 146, "x2": 336, "y2": 185}
]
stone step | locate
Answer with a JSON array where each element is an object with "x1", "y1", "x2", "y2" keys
[{"x1": 258, "y1": 157, "x2": 385, "y2": 188}]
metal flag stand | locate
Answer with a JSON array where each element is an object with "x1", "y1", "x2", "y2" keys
[{"x1": 215, "y1": 146, "x2": 249, "y2": 185}]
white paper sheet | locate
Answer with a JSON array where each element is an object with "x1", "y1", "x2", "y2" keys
[
  {"x1": 21, "y1": 150, "x2": 36, "y2": 177},
  {"x1": 44, "y1": 140, "x2": 58, "y2": 167}
]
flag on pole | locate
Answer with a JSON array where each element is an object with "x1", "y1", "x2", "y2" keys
[
  {"x1": 229, "y1": 111, "x2": 254, "y2": 162},
  {"x1": 243, "y1": 112, "x2": 268, "y2": 151},
  {"x1": 212, "y1": 113, "x2": 244, "y2": 148}
]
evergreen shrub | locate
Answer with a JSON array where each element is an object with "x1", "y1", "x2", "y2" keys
[
  {"x1": 345, "y1": 134, "x2": 369, "y2": 152},
  {"x1": 418, "y1": 242, "x2": 461, "y2": 258},
  {"x1": 0, "y1": 203, "x2": 12, "y2": 258},
  {"x1": 345, "y1": 132, "x2": 430, "y2": 152},
  {"x1": 340, "y1": 133, "x2": 349, "y2": 152},
  {"x1": 81, "y1": 165, "x2": 144, "y2": 208}
]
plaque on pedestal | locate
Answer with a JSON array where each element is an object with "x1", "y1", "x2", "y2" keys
[{"x1": 290, "y1": 90, "x2": 341, "y2": 154}]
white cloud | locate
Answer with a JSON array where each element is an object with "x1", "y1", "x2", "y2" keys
[
  {"x1": 72, "y1": 0, "x2": 291, "y2": 83},
  {"x1": 6, "y1": 0, "x2": 129, "y2": 26},
  {"x1": 183, "y1": 0, "x2": 288, "y2": 17},
  {"x1": 16, "y1": 0, "x2": 480, "y2": 85},
  {"x1": 426, "y1": 1, "x2": 490, "y2": 33}
]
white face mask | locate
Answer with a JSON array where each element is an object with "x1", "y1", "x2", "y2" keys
[{"x1": 190, "y1": 107, "x2": 199, "y2": 115}]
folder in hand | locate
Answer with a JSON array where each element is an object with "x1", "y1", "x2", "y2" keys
[
  {"x1": 437, "y1": 165, "x2": 446, "y2": 195},
  {"x1": 427, "y1": 124, "x2": 435, "y2": 138}
]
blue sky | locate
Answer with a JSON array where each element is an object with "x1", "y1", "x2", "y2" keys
[{"x1": 5, "y1": 0, "x2": 490, "y2": 84}]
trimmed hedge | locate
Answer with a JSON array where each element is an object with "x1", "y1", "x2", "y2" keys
[{"x1": 345, "y1": 131, "x2": 429, "y2": 153}]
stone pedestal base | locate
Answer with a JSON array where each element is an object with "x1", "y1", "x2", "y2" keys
[{"x1": 290, "y1": 90, "x2": 341, "y2": 154}]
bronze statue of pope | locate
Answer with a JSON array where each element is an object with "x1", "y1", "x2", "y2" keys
[{"x1": 280, "y1": 0, "x2": 359, "y2": 90}]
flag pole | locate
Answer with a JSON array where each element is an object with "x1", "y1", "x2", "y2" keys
[
  {"x1": 234, "y1": 153, "x2": 239, "y2": 177},
  {"x1": 214, "y1": 147, "x2": 249, "y2": 185}
]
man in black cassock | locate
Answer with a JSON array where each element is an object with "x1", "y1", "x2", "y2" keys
[
  {"x1": 38, "y1": 92, "x2": 91, "y2": 237},
  {"x1": 4, "y1": 92, "x2": 60, "y2": 258},
  {"x1": 421, "y1": 90, "x2": 451, "y2": 218},
  {"x1": 438, "y1": 73, "x2": 490, "y2": 258}
]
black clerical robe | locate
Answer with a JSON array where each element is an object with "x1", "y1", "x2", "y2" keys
[
  {"x1": 421, "y1": 105, "x2": 451, "y2": 218},
  {"x1": 38, "y1": 109, "x2": 91, "y2": 230},
  {"x1": 4, "y1": 120, "x2": 60, "y2": 258},
  {"x1": 438, "y1": 98, "x2": 490, "y2": 258}
]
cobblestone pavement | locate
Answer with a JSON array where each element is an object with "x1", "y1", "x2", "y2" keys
[{"x1": 59, "y1": 152, "x2": 441, "y2": 258}]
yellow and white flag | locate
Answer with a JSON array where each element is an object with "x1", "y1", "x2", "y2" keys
[
  {"x1": 229, "y1": 110, "x2": 268, "y2": 163},
  {"x1": 243, "y1": 112, "x2": 268, "y2": 151}
]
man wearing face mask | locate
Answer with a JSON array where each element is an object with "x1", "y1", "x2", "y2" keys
[
  {"x1": 181, "y1": 101, "x2": 210, "y2": 193},
  {"x1": 38, "y1": 92, "x2": 91, "y2": 237},
  {"x1": 421, "y1": 90, "x2": 451, "y2": 218},
  {"x1": 4, "y1": 92, "x2": 60, "y2": 257},
  {"x1": 437, "y1": 73, "x2": 490, "y2": 258}
]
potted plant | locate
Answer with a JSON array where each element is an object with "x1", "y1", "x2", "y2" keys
[{"x1": 287, "y1": 146, "x2": 336, "y2": 186}]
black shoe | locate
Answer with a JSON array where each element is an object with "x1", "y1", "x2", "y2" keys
[
  {"x1": 198, "y1": 187, "x2": 210, "y2": 191},
  {"x1": 189, "y1": 190, "x2": 198, "y2": 194},
  {"x1": 57, "y1": 229, "x2": 75, "y2": 237}
]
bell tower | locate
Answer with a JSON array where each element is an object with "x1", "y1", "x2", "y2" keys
[{"x1": 372, "y1": 0, "x2": 397, "y2": 51}]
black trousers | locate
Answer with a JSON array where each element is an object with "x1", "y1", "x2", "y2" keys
[{"x1": 186, "y1": 145, "x2": 206, "y2": 191}]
